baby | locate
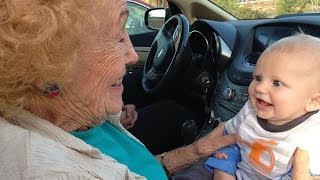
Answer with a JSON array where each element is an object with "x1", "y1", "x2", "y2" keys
[{"x1": 203, "y1": 34, "x2": 320, "y2": 179}]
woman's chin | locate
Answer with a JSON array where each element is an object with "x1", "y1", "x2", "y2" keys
[{"x1": 107, "y1": 100, "x2": 123, "y2": 115}]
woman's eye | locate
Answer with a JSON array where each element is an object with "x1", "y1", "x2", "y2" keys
[
  {"x1": 273, "y1": 80, "x2": 282, "y2": 87},
  {"x1": 254, "y1": 75, "x2": 261, "y2": 81},
  {"x1": 119, "y1": 37, "x2": 125, "y2": 43}
]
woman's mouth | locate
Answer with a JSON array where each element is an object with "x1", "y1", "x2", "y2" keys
[{"x1": 111, "y1": 78, "x2": 123, "y2": 87}]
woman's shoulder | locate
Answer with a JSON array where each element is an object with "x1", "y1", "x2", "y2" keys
[
  {"x1": 0, "y1": 117, "x2": 30, "y2": 147},
  {"x1": 0, "y1": 117, "x2": 145, "y2": 180},
  {"x1": 0, "y1": 117, "x2": 31, "y2": 179}
]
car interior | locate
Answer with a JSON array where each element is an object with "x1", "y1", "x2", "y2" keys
[{"x1": 123, "y1": 0, "x2": 320, "y2": 153}]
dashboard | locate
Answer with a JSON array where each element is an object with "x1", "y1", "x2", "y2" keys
[{"x1": 189, "y1": 14, "x2": 320, "y2": 137}]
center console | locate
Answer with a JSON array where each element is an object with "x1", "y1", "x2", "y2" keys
[{"x1": 196, "y1": 71, "x2": 249, "y2": 138}]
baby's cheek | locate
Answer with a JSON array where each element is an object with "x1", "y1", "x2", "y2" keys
[{"x1": 248, "y1": 83, "x2": 255, "y2": 97}]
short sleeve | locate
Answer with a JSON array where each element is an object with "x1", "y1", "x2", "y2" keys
[
  {"x1": 225, "y1": 101, "x2": 253, "y2": 134},
  {"x1": 296, "y1": 117, "x2": 320, "y2": 175}
]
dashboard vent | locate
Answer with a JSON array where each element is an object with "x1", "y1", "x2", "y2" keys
[{"x1": 245, "y1": 52, "x2": 261, "y2": 66}]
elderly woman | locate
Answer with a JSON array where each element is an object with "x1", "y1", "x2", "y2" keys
[{"x1": 0, "y1": 0, "x2": 239, "y2": 179}]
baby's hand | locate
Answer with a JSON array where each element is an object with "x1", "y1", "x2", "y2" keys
[{"x1": 120, "y1": 104, "x2": 138, "y2": 129}]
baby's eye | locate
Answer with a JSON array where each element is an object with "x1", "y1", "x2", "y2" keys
[
  {"x1": 273, "y1": 80, "x2": 282, "y2": 87},
  {"x1": 254, "y1": 75, "x2": 261, "y2": 82}
]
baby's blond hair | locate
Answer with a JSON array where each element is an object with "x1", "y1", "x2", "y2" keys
[
  {"x1": 263, "y1": 34, "x2": 320, "y2": 87},
  {"x1": 267, "y1": 34, "x2": 320, "y2": 56}
]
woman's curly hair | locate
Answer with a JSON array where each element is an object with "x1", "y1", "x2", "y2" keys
[{"x1": 0, "y1": 0, "x2": 104, "y2": 118}]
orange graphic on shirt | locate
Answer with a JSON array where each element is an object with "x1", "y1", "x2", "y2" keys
[
  {"x1": 240, "y1": 138, "x2": 278, "y2": 175},
  {"x1": 214, "y1": 151, "x2": 228, "y2": 159}
]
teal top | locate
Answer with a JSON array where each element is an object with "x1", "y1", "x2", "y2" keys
[{"x1": 70, "y1": 121, "x2": 167, "y2": 180}]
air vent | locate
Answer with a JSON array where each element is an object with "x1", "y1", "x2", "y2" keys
[{"x1": 245, "y1": 52, "x2": 261, "y2": 66}]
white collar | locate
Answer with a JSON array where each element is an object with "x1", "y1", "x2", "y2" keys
[{"x1": 10, "y1": 110, "x2": 103, "y2": 159}]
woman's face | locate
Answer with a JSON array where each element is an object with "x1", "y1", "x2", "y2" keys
[{"x1": 67, "y1": 0, "x2": 138, "y2": 120}]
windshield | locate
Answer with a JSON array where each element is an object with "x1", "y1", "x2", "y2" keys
[{"x1": 210, "y1": 0, "x2": 320, "y2": 19}]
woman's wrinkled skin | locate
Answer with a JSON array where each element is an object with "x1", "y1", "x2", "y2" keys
[
  {"x1": 59, "y1": 0, "x2": 138, "y2": 131},
  {"x1": 28, "y1": 0, "x2": 138, "y2": 132},
  {"x1": 160, "y1": 123, "x2": 238, "y2": 174}
]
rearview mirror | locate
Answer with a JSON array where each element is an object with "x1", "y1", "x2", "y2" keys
[{"x1": 145, "y1": 8, "x2": 166, "y2": 30}]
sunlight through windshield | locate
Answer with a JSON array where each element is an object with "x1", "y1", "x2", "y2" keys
[{"x1": 210, "y1": 0, "x2": 320, "y2": 19}]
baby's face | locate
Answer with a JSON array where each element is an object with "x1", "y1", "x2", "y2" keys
[{"x1": 248, "y1": 50, "x2": 317, "y2": 125}]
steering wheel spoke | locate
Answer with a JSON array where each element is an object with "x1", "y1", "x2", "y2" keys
[
  {"x1": 142, "y1": 15, "x2": 191, "y2": 94},
  {"x1": 145, "y1": 68, "x2": 163, "y2": 83},
  {"x1": 172, "y1": 26, "x2": 181, "y2": 50}
]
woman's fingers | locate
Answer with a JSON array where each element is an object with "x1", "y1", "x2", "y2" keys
[
  {"x1": 120, "y1": 104, "x2": 138, "y2": 129},
  {"x1": 292, "y1": 148, "x2": 311, "y2": 180},
  {"x1": 291, "y1": 148, "x2": 320, "y2": 180},
  {"x1": 194, "y1": 133, "x2": 237, "y2": 157},
  {"x1": 125, "y1": 104, "x2": 136, "y2": 116},
  {"x1": 130, "y1": 110, "x2": 138, "y2": 125},
  {"x1": 293, "y1": 148, "x2": 309, "y2": 168}
]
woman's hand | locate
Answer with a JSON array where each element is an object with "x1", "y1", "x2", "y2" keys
[
  {"x1": 292, "y1": 148, "x2": 320, "y2": 180},
  {"x1": 193, "y1": 123, "x2": 238, "y2": 157},
  {"x1": 120, "y1": 104, "x2": 138, "y2": 129},
  {"x1": 160, "y1": 123, "x2": 237, "y2": 174}
]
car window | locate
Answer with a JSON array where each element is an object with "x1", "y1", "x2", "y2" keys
[
  {"x1": 127, "y1": 1, "x2": 154, "y2": 35},
  {"x1": 127, "y1": 0, "x2": 168, "y2": 35}
]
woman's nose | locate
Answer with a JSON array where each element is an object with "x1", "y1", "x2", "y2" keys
[
  {"x1": 126, "y1": 48, "x2": 138, "y2": 65},
  {"x1": 125, "y1": 34, "x2": 138, "y2": 65}
]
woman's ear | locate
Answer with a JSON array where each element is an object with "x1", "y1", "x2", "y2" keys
[{"x1": 305, "y1": 92, "x2": 320, "y2": 112}]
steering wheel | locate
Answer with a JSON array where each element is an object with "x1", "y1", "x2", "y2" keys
[{"x1": 142, "y1": 14, "x2": 190, "y2": 94}]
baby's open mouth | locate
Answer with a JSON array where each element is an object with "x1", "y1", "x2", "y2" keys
[{"x1": 257, "y1": 98, "x2": 272, "y2": 106}]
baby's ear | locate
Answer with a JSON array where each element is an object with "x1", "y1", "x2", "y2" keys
[{"x1": 305, "y1": 92, "x2": 320, "y2": 112}]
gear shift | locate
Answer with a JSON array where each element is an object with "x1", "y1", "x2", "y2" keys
[{"x1": 181, "y1": 120, "x2": 197, "y2": 145}]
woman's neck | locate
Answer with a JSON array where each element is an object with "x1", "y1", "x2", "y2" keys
[{"x1": 25, "y1": 97, "x2": 106, "y2": 132}]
